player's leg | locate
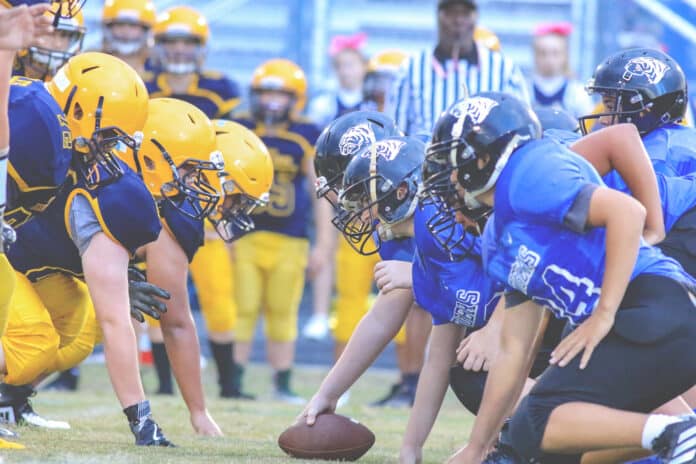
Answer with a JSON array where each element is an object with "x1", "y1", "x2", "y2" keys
[
  {"x1": 189, "y1": 237, "x2": 238, "y2": 398},
  {"x1": 264, "y1": 233, "x2": 309, "y2": 404},
  {"x1": 399, "y1": 306, "x2": 432, "y2": 405},
  {"x1": 504, "y1": 276, "x2": 696, "y2": 462},
  {"x1": 231, "y1": 233, "x2": 264, "y2": 399}
]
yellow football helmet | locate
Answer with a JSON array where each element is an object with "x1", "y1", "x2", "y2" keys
[
  {"x1": 102, "y1": 0, "x2": 157, "y2": 56},
  {"x1": 250, "y1": 59, "x2": 307, "y2": 124},
  {"x1": 209, "y1": 119, "x2": 274, "y2": 242},
  {"x1": 153, "y1": 6, "x2": 209, "y2": 75},
  {"x1": 17, "y1": 1, "x2": 85, "y2": 80},
  {"x1": 120, "y1": 98, "x2": 223, "y2": 220},
  {"x1": 363, "y1": 50, "x2": 408, "y2": 112},
  {"x1": 474, "y1": 26, "x2": 501, "y2": 52},
  {"x1": 46, "y1": 52, "x2": 148, "y2": 187}
]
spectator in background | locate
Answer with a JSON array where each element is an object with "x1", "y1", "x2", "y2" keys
[
  {"x1": 389, "y1": 0, "x2": 529, "y2": 139},
  {"x1": 307, "y1": 32, "x2": 368, "y2": 128},
  {"x1": 530, "y1": 22, "x2": 594, "y2": 118}
]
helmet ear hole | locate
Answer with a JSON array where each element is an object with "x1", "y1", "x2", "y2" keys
[
  {"x1": 143, "y1": 155, "x2": 155, "y2": 170},
  {"x1": 396, "y1": 182, "x2": 409, "y2": 201},
  {"x1": 73, "y1": 102, "x2": 83, "y2": 120}
]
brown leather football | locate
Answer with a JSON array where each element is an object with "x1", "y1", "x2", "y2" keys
[{"x1": 278, "y1": 413, "x2": 375, "y2": 461}]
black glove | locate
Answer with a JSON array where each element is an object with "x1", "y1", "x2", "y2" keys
[{"x1": 127, "y1": 267, "x2": 170, "y2": 323}]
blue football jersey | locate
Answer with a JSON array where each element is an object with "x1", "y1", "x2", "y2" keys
[
  {"x1": 412, "y1": 203, "x2": 502, "y2": 328},
  {"x1": 483, "y1": 138, "x2": 695, "y2": 325},
  {"x1": 146, "y1": 70, "x2": 240, "y2": 119},
  {"x1": 159, "y1": 199, "x2": 204, "y2": 263},
  {"x1": 235, "y1": 116, "x2": 321, "y2": 239},
  {"x1": 8, "y1": 160, "x2": 161, "y2": 281},
  {"x1": 378, "y1": 233, "x2": 416, "y2": 262},
  {"x1": 642, "y1": 124, "x2": 696, "y2": 176},
  {"x1": 5, "y1": 77, "x2": 72, "y2": 229},
  {"x1": 603, "y1": 171, "x2": 696, "y2": 233}
]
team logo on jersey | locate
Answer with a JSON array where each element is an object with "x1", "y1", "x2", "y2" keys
[
  {"x1": 363, "y1": 139, "x2": 405, "y2": 161},
  {"x1": 339, "y1": 124, "x2": 376, "y2": 157},
  {"x1": 622, "y1": 57, "x2": 671, "y2": 84},
  {"x1": 508, "y1": 245, "x2": 540, "y2": 294}
]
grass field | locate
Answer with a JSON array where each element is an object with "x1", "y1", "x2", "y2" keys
[{"x1": 3, "y1": 363, "x2": 475, "y2": 464}]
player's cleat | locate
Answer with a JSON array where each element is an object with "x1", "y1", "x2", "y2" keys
[
  {"x1": 0, "y1": 437, "x2": 24, "y2": 449},
  {"x1": 482, "y1": 442, "x2": 523, "y2": 464},
  {"x1": 302, "y1": 314, "x2": 330, "y2": 340},
  {"x1": 0, "y1": 384, "x2": 70, "y2": 429},
  {"x1": 370, "y1": 382, "x2": 415, "y2": 408},
  {"x1": 130, "y1": 417, "x2": 175, "y2": 447},
  {"x1": 42, "y1": 369, "x2": 79, "y2": 392},
  {"x1": 222, "y1": 389, "x2": 256, "y2": 401},
  {"x1": 274, "y1": 387, "x2": 305, "y2": 405},
  {"x1": 651, "y1": 416, "x2": 696, "y2": 464}
]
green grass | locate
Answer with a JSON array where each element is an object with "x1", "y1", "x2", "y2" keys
[{"x1": 2, "y1": 363, "x2": 474, "y2": 464}]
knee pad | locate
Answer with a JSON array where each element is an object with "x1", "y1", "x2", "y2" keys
[
  {"x1": 507, "y1": 395, "x2": 582, "y2": 464},
  {"x1": 448, "y1": 365, "x2": 488, "y2": 415}
]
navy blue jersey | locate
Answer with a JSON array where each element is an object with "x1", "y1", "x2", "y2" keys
[
  {"x1": 235, "y1": 116, "x2": 321, "y2": 238},
  {"x1": 483, "y1": 138, "x2": 695, "y2": 325},
  {"x1": 146, "y1": 71, "x2": 240, "y2": 119},
  {"x1": 8, "y1": 161, "x2": 161, "y2": 281},
  {"x1": 412, "y1": 203, "x2": 502, "y2": 328},
  {"x1": 159, "y1": 199, "x2": 204, "y2": 263},
  {"x1": 5, "y1": 77, "x2": 72, "y2": 229}
]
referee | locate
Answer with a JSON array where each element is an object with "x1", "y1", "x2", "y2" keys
[{"x1": 389, "y1": 0, "x2": 529, "y2": 138}]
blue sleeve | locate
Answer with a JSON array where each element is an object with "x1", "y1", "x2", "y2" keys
[{"x1": 508, "y1": 150, "x2": 597, "y2": 228}]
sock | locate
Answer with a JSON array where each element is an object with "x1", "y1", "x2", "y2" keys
[
  {"x1": 642, "y1": 414, "x2": 681, "y2": 449},
  {"x1": 402, "y1": 372, "x2": 420, "y2": 391},
  {"x1": 209, "y1": 341, "x2": 235, "y2": 396},
  {"x1": 123, "y1": 400, "x2": 151, "y2": 426},
  {"x1": 274, "y1": 369, "x2": 291, "y2": 392},
  {"x1": 231, "y1": 362, "x2": 245, "y2": 393},
  {"x1": 151, "y1": 343, "x2": 173, "y2": 394}
]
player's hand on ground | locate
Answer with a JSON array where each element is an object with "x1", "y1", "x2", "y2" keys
[
  {"x1": 0, "y1": 4, "x2": 53, "y2": 51},
  {"x1": 127, "y1": 267, "x2": 170, "y2": 323},
  {"x1": 447, "y1": 444, "x2": 485, "y2": 464},
  {"x1": 300, "y1": 393, "x2": 337, "y2": 426},
  {"x1": 398, "y1": 445, "x2": 423, "y2": 464},
  {"x1": 550, "y1": 310, "x2": 614, "y2": 369},
  {"x1": 374, "y1": 260, "x2": 412, "y2": 294},
  {"x1": 456, "y1": 327, "x2": 499, "y2": 372},
  {"x1": 190, "y1": 409, "x2": 223, "y2": 437}
]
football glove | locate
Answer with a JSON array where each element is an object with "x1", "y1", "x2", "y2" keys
[{"x1": 127, "y1": 267, "x2": 170, "y2": 323}]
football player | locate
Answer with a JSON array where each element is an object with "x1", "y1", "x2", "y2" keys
[
  {"x1": 101, "y1": 0, "x2": 157, "y2": 78},
  {"x1": 144, "y1": 5, "x2": 241, "y2": 394},
  {"x1": 13, "y1": 0, "x2": 84, "y2": 80},
  {"x1": 188, "y1": 119, "x2": 273, "y2": 399},
  {"x1": 232, "y1": 58, "x2": 332, "y2": 402},
  {"x1": 146, "y1": 5, "x2": 240, "y2": 119},
  {"x1": 362, "y1": 50, "x2": 408, "y2": 113},
  {"x1": 435, "y1": 92, "x2": 696, "y2": 464},
  {"x1": 4, "y1": 52, "x2": 174, "y2": 446}
]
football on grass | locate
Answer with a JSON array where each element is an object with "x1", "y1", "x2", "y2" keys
[{"x1": 278, "y1": 413, "x2": 375, "y2": 461}]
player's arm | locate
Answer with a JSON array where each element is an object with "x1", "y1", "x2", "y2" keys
[
  {"x1": 82, "y1": 232, "x2": 146, "y2": 408},
  {"x1": 550, "y1": 186, "x2": 645, "y2": 369},
  {"x1": 448, "y1": 298, "x2": 545, "y2": 463},
  {"x1": 400, "y1": 322, "x2": 463, "y2": 464},
  {"x1": 305, "y1": 154, "x2": 335, "y2": 277},
  {"x1": 570, "y1": 123, "x2": 664, "y2": 245},
  {"x1": 0, "y1": 49, "x2": 12, "y2": 230},
  {"x1": 143, "y1": 229, "x2": 222, "y2": 436},
  {"x1": 302, "y1": 290, "x2": 415, "y2": 424}
]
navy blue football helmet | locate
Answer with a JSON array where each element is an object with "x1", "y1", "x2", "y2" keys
[
  {"x1": 338, "y1": 136, "x2": 423, "y2": 255},
  {"x1": 579, "y1": 48, "x2": 687, "y2": 135},
  {"x1": 534, "y1": 106, "x2": 579, "y2": 133}
]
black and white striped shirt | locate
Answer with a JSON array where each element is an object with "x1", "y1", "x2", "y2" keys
[{"x1": 389, "y1": 43, "x2": 530, "y2": 138}]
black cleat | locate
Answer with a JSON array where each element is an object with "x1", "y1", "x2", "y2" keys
[
  {"x1": 369, "y1": 382, "x2": 414, "y2": 408},
  {"x1": 483, "y1": 442, "x2": 524, "y2": 464},
  {"x1": 221, "y1": 389, "x2": 256, "y2": 400},
  {"x1": 652, "y1": 416, "x2": 696, "y2": 464},
  {"x1": 0, "y1": 384, "x2": 70, "y2": 429},
  {"x1": 130, "y1": 417, "x2": 175, "y2": 447},
  {"x1": 42, "y1": 369, "x2": 79, "y2": 392}
]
